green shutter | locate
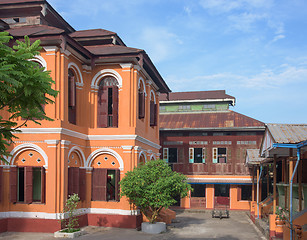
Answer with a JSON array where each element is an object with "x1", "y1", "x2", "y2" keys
[{"x1": 189, "y1": 148, "x2": 194, "y2": 163}]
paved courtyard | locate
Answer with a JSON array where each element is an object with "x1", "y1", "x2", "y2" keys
[{"x1": 0, "y1": 211, "x2": 265, "y2": 240}]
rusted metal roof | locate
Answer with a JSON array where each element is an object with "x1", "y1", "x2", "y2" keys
[
  {"x1": 7, "y1": 25, "x2": 65, "y2": 37},
  {"x1": 160, "y1": 111, "x2": 264, "y2": 130},
  {"x1": 84, "y1": 44, "x2": 143, "y2": 56},
  {"x1": 160, "y1": 90, "x2": 235, "y2": 102},
  {"x1": 267, "y1": 123, "x2": 307, "y2": 144},
  {"x1": 246, "y1": 149, "x2": 265, "y2": 165},
  {"x1": 70, "y1": 29, "x2": 116, "y2": 38}
]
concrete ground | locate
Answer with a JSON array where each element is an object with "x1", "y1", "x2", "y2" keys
[{"x1": 0, "y1": 211, "x2": 266, "y2": 240}]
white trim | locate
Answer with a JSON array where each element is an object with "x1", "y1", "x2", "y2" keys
[
  {"x1": 138, "y1": 77, "x2": 147, "y2": 96},
  {"x1": 30, "y1": 55, "x2": 47, "y2": 69},
  {"x1": 89, "y1": 208, "x2": 139, "y2": 215},
  {"x1": 68, "y1": 146, "x2": 86, "y2": 167},
  {"x1": 150, "y1": 89, "x2": 156, "y2": 103},
  {"x1": 45, "y1": 139, "x2": 60, "y2": 145},
  {"x1": 160, "y1": 98, "x2": 236, "y2": 106},
  {"x1": 0, "y1": 208, "x2": 139, "y2": 220},
  {"x1": 9, "y1": 143, "x2": 48, "y2": 167},
  {"x1": 149, "y1": 154, "x2": 156, "y2": 161},
  {"x1": 91, "y1": 69, "x2": 123, "y2": 89},
  {"x1": 120, "y1": 63, "x2": 133, "y2": 69},
  {"x1": 82, "y1": 65, "x2": 91, "y2": 71},
  {"x1": 136, "y1": 136, "x2": 160, "y2": 150},
  {"x1": 43, "y1": 46, "x2": 58, "y2": 52},
  {"x1": 86, "y1": 148, "x2": 124, "y2": 170},
  {"x1": 61, "y1": 49, "x2": 71, "y2": 56},
  {"x1": 16, "y1": 128, "x2": 161, "y2": 149},
  {"x1": 61, "y1": 140, "x2": 71, "y2": 146},
  {"x1": 138, "y1": 151, "x2": 147, "y2": 162},
  {"x1": 68, "y1": 62, "x2": 84, "y2": 87}
]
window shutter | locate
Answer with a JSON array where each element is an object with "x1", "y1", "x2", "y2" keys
[
  {"x1": 92, "y1": 168, "x2": 107, "y2": 201},
  {"x1": 79, "y1": 168, "x2": 86, "y2": 201},
  {"x1": 150, "y1": 101, "x2": 155, "y2": 126},
  {"x1": 115, "y1": 170, "x2": 120, "y2": 202},
  {"x1": 112, "y1": 86, "x2": 119, "y2": 127},
  {"x1": 189, "y1": 148, "x2": 194, "y2": 163},
  {"x1": 10, "y1": 167, "x2": 17, "y2": 203},
  {"x1": 97, "y1": 88, "x2": 108, "y2": 128},
  {"x1": 68, "y1": 167, "x2": 73, "y2": 196},
  {"x1": 212, "y1": 148, "x2": 218, "y2": 163},
  {"x1": 0, "y1": 167, "x2": 3, "y2": 201},
  {"x1": 139, "y1": 92, "x2": 145, "y2": 119},
  {"x1": 154, "y1": 103, "x2": 157, "y2": 126},
  {"x1": 25, "y1": 166, "x2": 33, "y2": 204},
  {"x1": 41, "y1": 167, "x2": 45, "y2": 203},
  {"x1": 202, "y1": 148, "x2": 206, "y2": 163},
  {"x1": 237, "y1": 186, "x2": 242, "y2": 201},
  {"x1": 163, "y1": 148, "x2": 169, "y2": 163},
  {"x1": 69, "y1": 76, "x2": 76, "y2": 107},
  {"x1": 73, "y1": 167, "x2": 80, "y2": 196}
]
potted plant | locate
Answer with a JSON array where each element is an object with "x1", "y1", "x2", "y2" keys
[
  {"x1": 120, "y1": 159, "x2": 192, "y2": 234},
  {"x1": 275, "y1": 206, "x2": 288, "y2": 226},
  {"x1": 54, "y1": 193, "x2": 82, "y2": 238}
]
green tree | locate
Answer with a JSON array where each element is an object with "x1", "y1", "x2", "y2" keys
[
  {"x1": 120, "y1": 159, "x2": 192, "y2": 223},
  {"x1": 0, "y1": 31, "x2": 58, "y2": 162}
]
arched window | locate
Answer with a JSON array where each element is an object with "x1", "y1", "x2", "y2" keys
[
  {"x1": 150, "y1": 92, "x2": 157, "y2": 126},
  {"x1": 138, "y1": 81, "x2": 145, "y2": 119},
  {"x1": 68, "y1": 69, "x2": 76, "y2": 124},
  {"x1": 97, "y1": 76, "x2": 119, "y2": 128}
]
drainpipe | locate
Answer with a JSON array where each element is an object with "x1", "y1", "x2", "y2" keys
[
  {"x1": 257, "y1": 165, "x2": 263, "y2": 219},
  {"x1": 290, "y1": 148, "x2": 301, "y2": 240}
]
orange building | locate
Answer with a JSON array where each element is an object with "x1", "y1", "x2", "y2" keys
[{"x1": 0, "y1": 0, "x2": 170, "y2": 233}]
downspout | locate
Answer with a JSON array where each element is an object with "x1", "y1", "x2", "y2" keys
[
  {"x1": 290, "y1": 148, "x2": 301, "y2": 240},
  {"x1": 257, "y1": 165, "x2": 263, "y2": 219}
]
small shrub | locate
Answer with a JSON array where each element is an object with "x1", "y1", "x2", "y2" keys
[
  {"x1": 60, "y1": 193, "x2": 80, "y2": 232},
  {"x1": 120, "y1": 159, "x2": 192, "y2": 223}
]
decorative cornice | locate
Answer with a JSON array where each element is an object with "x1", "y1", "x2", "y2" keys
[
  {"x1": 120, "y1": 63, "x2": 133, "y2": 69},
  {"x1": 17, "y1": 128, "x2": 161, "y2": 149},
  {"x1": 44, "y1": 140, "x2": 60, "y2": 145},
  {"x1": 43, "y1": 46, "x2": 58, "y2": 52},
  {"x1": 133, "y1": 65, "x2": 141, "y2": 71},
  {"x1": 61, "y1": 140, "x2": 71, "y2": 146}
]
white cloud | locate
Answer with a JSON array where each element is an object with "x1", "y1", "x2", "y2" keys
[
  {"x1": 199, "y1": 0, "x2": 273, "y2": 13},
  {"x1": 184, "y1": 6, "x2": 192, "y2": 15},
  {"x1": 270, "y1": 34, "x2": 285, "y2": 43},
  {"x1": 228, "y1": 12, "x2": 267, "y2": 32},
  {"x1": 140, "y1": 27, "x2": 183, "y2": 63},
  {"x1": 166, "y1": 63, "x2": 307, "y2": 92}
]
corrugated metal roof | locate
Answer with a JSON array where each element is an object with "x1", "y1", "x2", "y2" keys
[
  {"x1": 84, "y1": 44, "x2": 143, "y2": 55},
  {"x1": 266, "y1": 123, "x2": 307, "y2": 144},
  {"x1": 160, "y1": 90, "x2": 235, "y2": 102},
  {"x1": 160, "y1": 111, "x2": 264, "y2": 129},
  {"x1": 246, "y1": 149, "x2": 265, "y2": 165}
]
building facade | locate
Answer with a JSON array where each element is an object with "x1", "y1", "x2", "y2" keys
[
  {"x1": 159, "y1": 91, "x2": 265, "y2": 211},
  {"x1": 0, "y1": 0, "x2": 170, "y2": 232}
]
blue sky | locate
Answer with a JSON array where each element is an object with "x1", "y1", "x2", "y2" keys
[{"x1": 49, "y1": 0, "x2": 307, "y2": 124}]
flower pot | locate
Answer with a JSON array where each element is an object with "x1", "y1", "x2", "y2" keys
[
  {"x1": 275, "y1": 218, "x2": 285, "y2": 226},
  {"x1": 141, "y1": 222, "x2": 166, "y2": 234},
  {"x1": 54, "y1": 228, "x2": 83, "y2": 238}
]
